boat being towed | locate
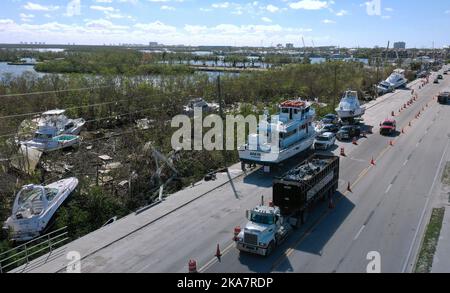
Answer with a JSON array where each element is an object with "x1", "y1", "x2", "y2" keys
[
  {"x1": 239, "y1": 99, "x2": 316, "y2": 168},
  {"x1": 3, "y1": 178, "x2": 79, "y2": 242}
]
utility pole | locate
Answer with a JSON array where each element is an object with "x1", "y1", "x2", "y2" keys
[
  {"x1": 217, "y1": 76, "x2": 226, "y2": 168},
  {"x1": 333, "y1": 63, "x2": 338, "y2": 110}
]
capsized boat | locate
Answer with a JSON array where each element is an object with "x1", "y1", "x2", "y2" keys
[
  {"x1": 335, "y1": 90, "x2": 366, "y2": 120},
  {"x1": 38, "y1": 109, "x2": 85, "y2": 135},
  {"x1": 3, "y1": 178, "x2": 79, "y2": 242},
  {"x1": 239, "y1": 99, "x2": 316, "y2": 167},
  {"x1": 377, "y1": 69, "x2": 408, "y2": 94},
  {"x1": 21, "y1": 127, "x2": 80, "y2": 152}
]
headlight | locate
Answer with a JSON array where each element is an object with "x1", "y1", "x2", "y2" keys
[{"x1": 259, "y1": 242, "x2": 268, "y2": 248}]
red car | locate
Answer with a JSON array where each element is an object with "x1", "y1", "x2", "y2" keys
[{"x1": 380, "y1": 119, "x2": 396, "y2": 136}]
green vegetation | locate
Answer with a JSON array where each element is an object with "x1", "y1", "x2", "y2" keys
[
  {"x1": 415, "y1": 208, "x2": 445, "y2": 273},
  {"x1": 0, "y1": 58, "x2": 390, "y2": 258},
  {"x1": 442, "y1": 162, "x2": 450, "y2": 186}
]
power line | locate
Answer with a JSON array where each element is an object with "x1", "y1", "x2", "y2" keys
[
  {"x1": 0, "y1": 105, "x2": 159, "y2": 139},
  {"x1": 0, "y1": 93, "x2": 163, "y2": 120},
  {"x1": 0, "y1": 85, "x2": 110, "y2": 98}
]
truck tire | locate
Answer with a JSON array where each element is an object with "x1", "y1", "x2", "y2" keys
[{"x1": 265, "y1": 241, "x2": 275, "y2": 257}]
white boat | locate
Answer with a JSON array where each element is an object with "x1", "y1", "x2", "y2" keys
[
  {"x1": 377, "y1": 69, "x2": 408, "y2": 94},
  {"x1": 239, "y1": 99, "x2": 316, "y2": 167},
  {"x1": 3, "y1": 178, "x2": 78, "y2": 242},
  {"x1": 38, "y1": 109, "x2": 85, "y2": 136},
  {"x1": 21, "y1": 127, "x2": 80, "y2": 152},
  {"x1": 183, "y1": 98, "x2": 219, "y2": 115},
  {"x1": 335, "y1": 90, "x2": 366, "y2": 120}
]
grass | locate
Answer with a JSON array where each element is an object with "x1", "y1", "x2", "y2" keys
[
  {"x1": 414, "y1": 208, "x2": 445, "y2": 273},
  {"x1": 442, "y1": 162, "x2": 450, "y2": 186}
]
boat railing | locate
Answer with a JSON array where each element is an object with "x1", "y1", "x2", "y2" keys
[{"x1": 0, "y1": 226, "x2": 68, "y2": 273}]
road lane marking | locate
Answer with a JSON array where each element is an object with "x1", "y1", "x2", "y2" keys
[
  {"x1": 385, "y1": 184, "x2": 393, "y2": 194},
  {"x1": 354, "y1": 225, "x2": 366, "y2": 241},
  {"x1": 273, "y1": 92, "x2": 442, "y2": 272},
  {"x1": 401, "y1": 138, "x2": 450, "y2": 273},
  {"x1": 198, "y1": 241, "x2": 235, "y2": 273}
]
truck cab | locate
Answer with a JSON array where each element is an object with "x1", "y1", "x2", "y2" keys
[
  {"x1": 438, "y1": 92, "x2": 449, "y2": 104},
  {"x1": 235, "y1": 205, "x2": 290, "y2": 256}
]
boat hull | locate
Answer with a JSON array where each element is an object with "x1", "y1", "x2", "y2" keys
[
  {"x1": 336, "y1": 108, "x2": 366, "y2": 119},
  {"x1": 239, "y1": 135, "x2": 315, "y2": 166},
  {"x1": 3, "y1": 178, "x2": 78, "y2": 242}
]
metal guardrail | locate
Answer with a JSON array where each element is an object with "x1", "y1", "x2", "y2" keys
[{"x1": 0, "y1": 226, "x2": 69, "y2": 273}]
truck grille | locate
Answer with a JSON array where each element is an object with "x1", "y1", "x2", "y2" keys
[{"x1": 244, "y1": 233, "x2": 258, "y2": 245}]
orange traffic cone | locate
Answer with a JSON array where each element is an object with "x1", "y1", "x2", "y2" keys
[
  {"x1": 340, "y1": 147, "x2": 346, "y2": 157},
  {"x1": 409, "y1": 121, "x2": 412, "y2": 127},
  {"x1": 389, "y1": 140, "x2": 394, "y2": 146},
  {"x1": 188, "y1": 260, "x2": 198, "y2": 273},
  {"x1": 371, "y1": 157, "x2": 376, "y2": 165},
  {"x1": 391, "y1": 111, "x2": 395, "y2": 117},
  {"x1": 402, "y1": 128, "x2": 405, "y2": 134},
  {"x1": 215, "y1": 244, "x2": 222, "y2": 262},
  {"x1": 352, "y1": 137, "x2": 358, "y2": 145}
]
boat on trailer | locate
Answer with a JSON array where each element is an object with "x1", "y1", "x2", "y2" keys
[{"x1": 239, "y1": 99, "x2": 316, "y2": 171}]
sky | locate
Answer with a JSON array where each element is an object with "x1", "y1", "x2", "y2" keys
[{"x1": 0, "y1": 0, "x2": 449, "y2": 47}]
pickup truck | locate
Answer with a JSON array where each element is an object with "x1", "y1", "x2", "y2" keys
[{"x1": 380, "y1": 119, "x2": 396, "y2": 136}]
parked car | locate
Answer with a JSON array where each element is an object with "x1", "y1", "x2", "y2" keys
[
  {"x1": 314, "y1": 132, "x2": 336, "y2": 150},
  {"x1": 336, "y1": 125, "x2": 361, "y2": 141},
  {"x1": 317, "y1": 123, "x2": 340, "y2": 134},
  {"x1": 321, "y1": 114, "x2": 339, "y2": 125}
]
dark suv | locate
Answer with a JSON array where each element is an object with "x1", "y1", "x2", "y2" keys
[{"x1": 336, "y1": 125, "x2": 361, "y2": 141}]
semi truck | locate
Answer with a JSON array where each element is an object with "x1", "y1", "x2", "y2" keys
[{"x1": 234, "y1": 154, "x2": 340, "y2": 256}]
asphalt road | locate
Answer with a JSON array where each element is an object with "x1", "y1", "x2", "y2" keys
[
  {"x1": 205, "y1": 68, "x2": 450, "y2": 273},
  {"x1": 14, "y1": 67, "x2": 450, "y2": 273}
]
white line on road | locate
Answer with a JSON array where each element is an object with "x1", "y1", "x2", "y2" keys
[
  {"x1": 403, "y1": 160, "x2": 409, "y2": 167},
  {"x1": 385, "y1": 184, "x2": 393, "y2": 194},
  {"x1": 401, "y1": 139, "x2": 450, "y2": 273},
  {"x1": 353, "y1": 225, "x2": 366, "y2": 241}
]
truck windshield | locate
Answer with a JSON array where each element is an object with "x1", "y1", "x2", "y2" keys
[
  {"x1": 383, "y1": 122, "x2": 394, "y2": 127},
  {"x1": 251, "y1": 213, "x2": 275, "y2": 225}
]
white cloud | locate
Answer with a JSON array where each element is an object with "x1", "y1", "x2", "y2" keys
[
  {"x1": 289, "y1": 0, "x2": 329, "y2": 10},
  {"x1": 261, "y1": 17, "x2": 272, "y2": 23},
  {"x1": 90, "y1": 5, "x2": 117, "y2": 12},
  {"x1": 322, "y1": 19, "x2": 335, "y2": 24},
  {"x1": 266, "y1": 4, "x2": 279, "y2": 13},
  {"x1": 23, "y1": 2, "x2": 60, "y2": 11},
  {"x1": 161, "y1": 5, "x2": 175, "y2": 10}
]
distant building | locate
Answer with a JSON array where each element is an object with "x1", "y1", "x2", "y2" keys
[
  {"x1": 286, "y1": 43, "x2": 294, "y2": 49},
  {"x1": 149, "y1": 42, "x2": 158, "y2": 47},
  {"x1": 276, "y1": 44, "x2": 283, "y2": 49},
  {"x1": 394, "y1": 42, "x2": 406, "y2": 49}
]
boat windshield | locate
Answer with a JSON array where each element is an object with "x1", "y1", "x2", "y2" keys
[
  {"x1": 45, "y1": 187, "x2": 59, "y2": 202},
  {"x1": 251, "y1": 212, "x2": 275, "y2": 225},
  {"x1": 17, "y1": 187, "x2": 45, "y2": 216},
  {"x1": 34, "y1": 133, "x2": 53, "y2": 140}
]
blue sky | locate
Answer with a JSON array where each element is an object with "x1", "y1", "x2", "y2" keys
[{"x1": 0, "y1": 0, "x2": 449, "y2": 47}]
